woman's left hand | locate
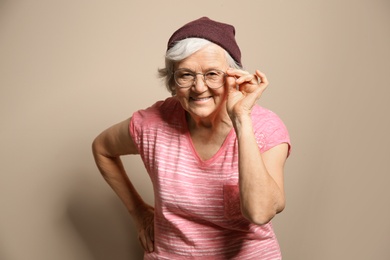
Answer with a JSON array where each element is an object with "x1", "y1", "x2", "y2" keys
[{"x1": 225, "y1": 68, "x2": 269, "y2": 120}]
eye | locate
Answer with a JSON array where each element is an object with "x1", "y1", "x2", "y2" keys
[
  {"x1": 176, "y1": 70, "x2": 194, "y2": 79},
  {"x1": 181, "y1": 73, "x2": 193, "y2": 79},
  {"x1": 206, "y1": 71, "x2": 219, "y2": 76},
  {"x1": 205, "y1": 70, "x2": 223, "y2": 80}
]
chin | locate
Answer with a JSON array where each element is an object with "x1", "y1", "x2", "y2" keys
[{"x1": 188, "y1": 107, "x2": 217, "y2": 120}]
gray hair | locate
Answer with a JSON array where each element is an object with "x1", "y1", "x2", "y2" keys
[{"x1": 158, "y1": 38, "x2": 242, "y2": 95}]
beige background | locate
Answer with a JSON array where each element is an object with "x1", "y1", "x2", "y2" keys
[{"x1": 1, "y1": 0, "x2": 389, "y2": 259}]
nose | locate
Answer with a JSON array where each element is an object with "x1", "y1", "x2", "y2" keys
[{"x1": 192, "y1": 74, "x2": 207, "y2": 92}]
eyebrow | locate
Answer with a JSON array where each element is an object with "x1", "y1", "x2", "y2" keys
[{"x1": 175, "y1": 67, "x2": 223, "y2": 72}]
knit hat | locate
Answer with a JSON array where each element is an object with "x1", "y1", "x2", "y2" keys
[{"x1": 167, "y1": 17, "x2": 242, "y2": 66}]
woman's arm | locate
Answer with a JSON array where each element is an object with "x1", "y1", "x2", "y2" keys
[
  {"x1": 226, "y1": 69, "x2": 289, "y2": 225},
  {"x1": 234, "y1": 115, "x2": 288, "y2": 225},
  {"x1": 92, "y1": 118, "x2": 155, "y2": 252}
]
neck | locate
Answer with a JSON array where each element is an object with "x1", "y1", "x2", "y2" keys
[{"x1": 186, "y1": 110, "x2": 232, "y2": 132}]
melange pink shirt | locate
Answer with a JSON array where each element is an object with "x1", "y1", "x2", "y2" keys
[{"x1": 130, "y1": 97, "x2": 291, "y2": 260}]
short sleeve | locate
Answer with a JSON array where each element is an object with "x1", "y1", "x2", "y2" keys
[{"x1": 252, "y1": 106, "x2": 291, "y2": 157}]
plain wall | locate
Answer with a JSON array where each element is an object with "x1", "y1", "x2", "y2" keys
[{"x1": 1, "y1": 1, "x2": 389, "y2": 259}]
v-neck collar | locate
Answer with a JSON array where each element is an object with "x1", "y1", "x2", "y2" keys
[{"x1": 180, "y1": 109, "x2": 235, "y2": 166}]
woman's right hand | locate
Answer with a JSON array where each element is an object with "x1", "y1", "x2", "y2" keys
[
  {"x1": 92, "y1": 119, "x2": 155, "y2": 252},
  {"x1": 133, "y1": 204, "x2": 155, "y2": 253}
]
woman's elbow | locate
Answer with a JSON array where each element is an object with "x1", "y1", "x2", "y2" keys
[
  {"x1": 242, "y1": 211, "x2": 275, "y2": 225},
  {"x1": 242, "y1": 202, "x2": 285, "y2": 225},
  {"x1": 91, "y1": 137, "x2": 102, "y2": 157},
  {"x1": 91, "y1": 136, "x2": 110, "y2": 163}
]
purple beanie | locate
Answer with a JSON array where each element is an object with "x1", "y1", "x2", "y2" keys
[{"x1": 167, "y1": 17, "x2": 242, "y2": 66}]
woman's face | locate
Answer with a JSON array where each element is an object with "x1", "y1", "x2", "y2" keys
[{"x1": 174, "y1": 44, "x2": 230, "y2": 123}]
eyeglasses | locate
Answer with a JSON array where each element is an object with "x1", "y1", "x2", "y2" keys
[{"x1": 173, "y1": 69, "x2": 226, "y2": 89}]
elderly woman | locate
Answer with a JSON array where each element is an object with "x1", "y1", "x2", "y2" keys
[{"x1": 92, "y1": 17, "x2": 291, "y2": 259}]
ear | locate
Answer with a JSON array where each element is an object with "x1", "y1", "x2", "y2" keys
[{"x1": 170, "y1": 85, "x2": 176, "y2": 96}]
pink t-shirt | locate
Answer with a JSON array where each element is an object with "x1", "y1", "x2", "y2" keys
[{"x1": 130, "y1": 97, "x2": 291, "y2": 260}]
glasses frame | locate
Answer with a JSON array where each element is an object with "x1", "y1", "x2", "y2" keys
[{"x1": 173, "y1": 69, "x2": 227, "y2": 89}]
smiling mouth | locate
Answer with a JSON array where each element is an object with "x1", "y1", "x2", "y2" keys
[{"x1": 190, "y1": 96, "x2": 212, "y2": 102}]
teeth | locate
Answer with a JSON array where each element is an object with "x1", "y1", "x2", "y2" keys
[{"x1": 192, "y1": 97, "x2": 210, "y2": 101}]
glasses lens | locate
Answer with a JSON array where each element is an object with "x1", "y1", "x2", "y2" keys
[
  {"x1": 205, "y1": 70, "x2": 225, "y2": 89},
  {"x1": 174, "y1": 70, "x2": 194, "y2": 88}
]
